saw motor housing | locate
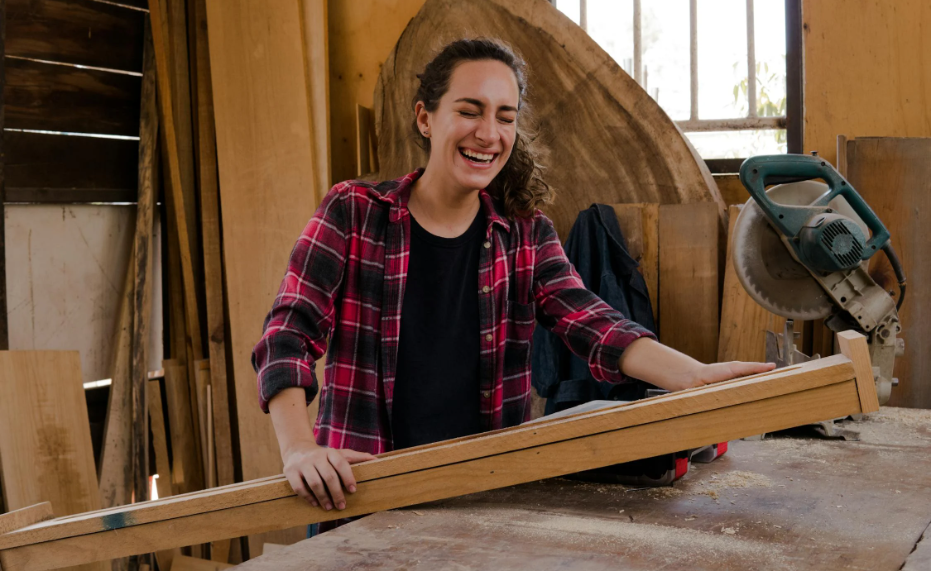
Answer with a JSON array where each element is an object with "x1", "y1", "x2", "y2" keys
[{"x1": 735, "y1": 155, "x2": 905, "y2": 404}]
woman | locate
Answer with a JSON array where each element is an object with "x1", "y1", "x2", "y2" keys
[{"x1": 253, "y1": 38, "x2": 774, "y2": 518}]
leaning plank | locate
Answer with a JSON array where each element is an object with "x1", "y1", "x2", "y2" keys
[
  {"x1": 0, "y1": 351, "x2": 108, "y2": 571},
  {"x1": 0, "y1": 348, "x2": 873, "y2": 569},
  {"x1": 0, "y1": 503, "x2": 53, "y2": 536}
]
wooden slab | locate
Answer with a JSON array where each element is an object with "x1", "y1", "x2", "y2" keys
[
  {"x1": 845, "y1": 137, "x2": 931, "y2": 408},
  {"x1": 204, "y1": 0, "x2": 325, "y2": 556},
  {"x1": 0, "y1": 503, "x2": 53, "y2": 536},
  {"x1": 372, "y1": 0, "x2": 725, "y2": 240},
  {"x1": 240, "y1": 407, "x2": 930, "y2": 570},
  {"x1": 0, "y1": 348, "x2": 874, "y2": 569},
  {"x1": 659, "y1": 202, "x2": 720, "y2": 364},
  {"x1": 0, "y1": 351, "x2": 107, "y2": 571},
  {"x1": 6, "y1": 0, "x2": 145, "y2": 73}
]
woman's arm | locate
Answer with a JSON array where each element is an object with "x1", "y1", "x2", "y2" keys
[
  {"x1": 618, "y1": 337, "x2": 775, "y2": 392},
  {"x1": 269, "y1": 388, "x2": 375, "y2": 511}
]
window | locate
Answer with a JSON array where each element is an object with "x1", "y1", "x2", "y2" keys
[{"x1": 555, "y1": 0, "x2": 802, "y2": 170}]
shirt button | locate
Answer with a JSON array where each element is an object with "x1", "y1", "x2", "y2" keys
[
  {"x1": 485, "y1": 333, "x2": 493, "y2": 342},
  {"x1": 482, "y1": 390, "x2": 491, "y2": 398},
  {"x1": 482, "y1": 285, "x2": 491, "y2": 293},
  {"x1": 483, "y1": 241, "x2": 491, "y2": 249}
]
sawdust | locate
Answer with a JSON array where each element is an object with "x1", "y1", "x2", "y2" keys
[{"x1": 460, "y1": 507, "x2": 788, "y2": 563}]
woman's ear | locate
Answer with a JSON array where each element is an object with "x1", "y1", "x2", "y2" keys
[{"x1": 414, "y1": 101, "x2": 430, "y2": 137}]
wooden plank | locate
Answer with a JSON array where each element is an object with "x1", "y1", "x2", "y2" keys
[
  {"x1": 204, "y1": 0, "x2": 324, "y2": 556},
  {"x1": 162, "y1": 359, "x2": 202, "y2": 494},
  {"x1": 0, "y1": 368, "x2": 868, "y2": 569},
  {"x1": 0, "y1": 354, "x2": 846, "y2": 548},
  {"x1": 4, "y1": 131, "x2": 138, "y2": 195},
  {"x1": 0, "y1": 503, "x2": 53, "y2": 536},
  {"x1": 659, "y1": 202, "x2": 720, "y2": 363},
  {"x1": 372, "y1": 0, "x2": 726, "y2": 240},
  {"x1": 194, "y1": 360, "x2": 212, "y2": 486},
  {"x1": 3, "y1": 57, "x2": 142, "y2": 136},
  {"x1": 147, "y1": 380, "x2": 172, "y2": 501},
  {"x1": 355, "y1": 104, "x2": 375, "y2": 177},
  {"x1": 845, "y1": 137, "x2": 931, "y2": 408},
  {"x1": 718, "y1": 204, "x2": 781, "y2": 362},
  {"x1": 5, "y1": 0, "x2": 145, "y2": 72},
  {"x1": 301, "y1": 0, "x2": 332, "y2": 199},
  {"x1": 610, "y1": 203, "x2": 659, "y2": 321},
  {"x1": 97, "y1": 241, "x2": 135, "y2": 510},
  {"x1": 0, "y1": 0, "x2": 7, "y2": 351},
  {"x1": 191, "y1": 0, "x2": 236, "y2": 492},
  {"x1": 0, "y1": 351, "x2": 107, "y2": 571},
  {"x1": 131, "y1": 18, "x2": 159, "y2": 509},
  {"x1": 836, "y1": 330, "x2": 880, "y2": 414}
]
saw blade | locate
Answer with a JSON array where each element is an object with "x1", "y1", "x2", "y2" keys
[{"x1": 732, "y1": 180, "x2": 867, "y2": 321}]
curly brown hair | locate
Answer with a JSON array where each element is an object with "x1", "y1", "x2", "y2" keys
[{"x1": 411, "y1": 38, "x2": 553, "y2": 219}]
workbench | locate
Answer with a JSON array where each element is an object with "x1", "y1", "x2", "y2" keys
[{"x1": 233, "y1": 407, "x2": 930, "y2": 570}]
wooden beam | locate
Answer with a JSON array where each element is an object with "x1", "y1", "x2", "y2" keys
[
  {"x1": 0, "y1": 347, "x2": 875, "y2": 569},
  {"x1": 0, "y1": 503, "x2": 53, "y2": 536},
  {"x1": 836, "y1": 330, "x2": 880, "y2": 414}
]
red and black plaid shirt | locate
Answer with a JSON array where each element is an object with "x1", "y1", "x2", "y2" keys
[{"x1": 252, "y1": 170, "x2": 655, "y2": 454}]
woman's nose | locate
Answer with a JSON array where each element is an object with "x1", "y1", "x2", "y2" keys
[{"x1": 475, "y1": 116, "x2": 499, "y2": 145}]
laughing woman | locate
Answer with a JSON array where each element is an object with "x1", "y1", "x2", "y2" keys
[{"x1": 252, "y1": 38, "x2": 774, "y2": 525}]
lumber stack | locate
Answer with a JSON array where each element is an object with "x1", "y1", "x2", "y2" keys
[{"x1": 0, "y1": 333, "x2": 877, "y2": 571}]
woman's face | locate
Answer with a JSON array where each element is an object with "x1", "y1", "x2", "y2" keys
[{"x1": 417, "y1": 59, "x2": 520, "y2": 193}]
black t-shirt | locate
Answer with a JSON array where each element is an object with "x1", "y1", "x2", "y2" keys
[{"x1": 391, "y1": 209, "x2": 485, "y2": 450}]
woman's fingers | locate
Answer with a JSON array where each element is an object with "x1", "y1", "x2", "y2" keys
[
  {"x1": 328, "y1": 449, "x2": 359, "y2": 494},
  {"x1": 341, "y1": 449, "x2": 378, "y2": 464},
  {"x1": 285, "y1": 469, "x2": 316, "y2": 506},
  {"x1": 301, "y1": 466, "x2": 329, "y2": 509},
  {"x1": 725, "y1": 361, "x2": 776, "y2": 379},
  {"x1": 315, "y1": 461, "x2": 346, "y2": 511}
]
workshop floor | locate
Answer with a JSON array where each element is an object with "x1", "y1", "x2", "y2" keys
[{"x1": 234, "y1": 407, "x2": 930, "y2": 571}]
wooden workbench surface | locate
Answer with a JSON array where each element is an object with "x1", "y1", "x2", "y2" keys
[{"x1": 233, "y1": 407, "x2": 930, "y2": 571}]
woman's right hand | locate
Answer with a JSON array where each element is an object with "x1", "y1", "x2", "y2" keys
[{"x1": 282, "y1": 440, "x2": 377, "y2": 511}]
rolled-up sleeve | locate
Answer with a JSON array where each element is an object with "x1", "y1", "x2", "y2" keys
[
  {"x1": 252, "y1": 184, "x2": 350, "y2": 412},
  {"x1": 531, "y1": 215, "x2": 656, "y2": 383}
]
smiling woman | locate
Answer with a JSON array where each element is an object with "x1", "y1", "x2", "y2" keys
[{"x1": 253, "y1": 37, "x2": 773, "y2": 536}]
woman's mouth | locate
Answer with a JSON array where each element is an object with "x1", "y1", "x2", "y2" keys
[{"x1": 459, "y1": 147, "x2": 497, "y2": 165}]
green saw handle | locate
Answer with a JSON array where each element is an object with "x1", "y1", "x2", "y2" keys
[{"x1": 739, "y1": 154, "x2": 891, "y2": 256}]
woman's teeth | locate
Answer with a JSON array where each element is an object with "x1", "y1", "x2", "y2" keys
[{"x1": 460, "y1": 149, "x2": 495, "y2": 163}]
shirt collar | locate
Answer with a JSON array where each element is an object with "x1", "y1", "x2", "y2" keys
[{"x1": 368, "y1": 168, "x2": 511, "y2": 234}]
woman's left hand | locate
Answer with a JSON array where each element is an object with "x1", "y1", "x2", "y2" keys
[{"x1": 685, "y1": 361, "x2": 777, "y2": 390}]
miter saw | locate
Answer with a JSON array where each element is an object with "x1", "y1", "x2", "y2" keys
[{"x1": 733, "y1": 154, "x2": 906, "y2": 405}]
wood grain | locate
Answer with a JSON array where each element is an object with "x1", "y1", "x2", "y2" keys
[
  {"x1": 372, "y1": 0, "x2": 725, "y2": 240},
  {"x1": 0, "y1": 503, "x2": 53, "y2": 536},
  {"x1": 4, "y1": 131, "x2": 138, "y2": 196},
  {"x1": 0, "y1": 351, "x2": 107, "y2": 571},
  {"x1": 836, "y1": 330, "x2": 880, "y2": 414},
  {"x1": 659, "y1": 202, "x2": 720, "y2": 363},
  {"x1": 163, "y1": 359, "x2": 201, "y2": 493},
  {"x1": 845, "y1": 137, "x2": 931, "y2": 408},
  {"x1": 204, "y1": 0, "x2": 324, "y2": 556},
  {"x1": 0, "y1": 378, "x2": 864, "y2": 570},
  {"x1": 5, "y1": 0, "x2": 145, "y2": 73},
  {"x1": 301, "y1": 0, "x2": 332, "y2": 199},
  {"x1": 3, "y1": 57, "x2": 142, "y2": 136}
]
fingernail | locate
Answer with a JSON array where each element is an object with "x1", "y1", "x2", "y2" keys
[
  {"x1": 349, "y1": 485, "x2": 357, "y2": 493},
  {"x1": 325, "y1": 503, "x2": 333, "y2": 511},
  {"x1": 310, "y1": 500, "x2": 318, "y2": 507},
  {"x1": 337, "y1": 502, "x2": 346, "y2": 510}
]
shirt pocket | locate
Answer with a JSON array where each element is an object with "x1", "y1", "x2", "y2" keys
[{"x1": 504, "y1": 300, "x2": 536, "y2": 363}]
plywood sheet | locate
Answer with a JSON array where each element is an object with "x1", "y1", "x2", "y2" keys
[
  {"x1": 373, "y1": 0, "x2": 725, "y2": 239},
  {"x1": 204, "y1": 0, "x2": 324, "y2": 555},
  {"x1": 0, "y1": 351, "x2": 107, "y2": 571},
  {"x1": 845, "y1": 137, "x2": 931, "y2": 408}
]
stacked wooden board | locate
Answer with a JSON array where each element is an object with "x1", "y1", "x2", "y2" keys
[{"x1": 0, "y1": 332, "x2": 877, "y2": 570}]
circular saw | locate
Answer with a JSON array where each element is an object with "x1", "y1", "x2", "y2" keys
[{"x1": 733, "y1": 154, "x2": 906, "y2": 404}]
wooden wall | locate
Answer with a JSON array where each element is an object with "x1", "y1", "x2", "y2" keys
[
  {"x1": 327, "y1": 0, "x2": 426, "y2": 184},
  {"x1": 802, "y1": 0, "x2": 931, "y2": 165}
]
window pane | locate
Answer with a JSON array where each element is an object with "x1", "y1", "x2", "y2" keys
[
  {"x1": 643, "y1": 0, "x2": 691, "y2": 120},
  {"x1": 685, "y1": 129, "x2": 787, "y2": 158},
  {"x1": 556, "y1": 0, "x2": 581, "y2": 25},
  {"x1": 586, "y1": 0, "x2": 635, "y2": 76},
  {"x1": 697, "y1": 0, "x2": 748, "y2": 120},
  {"x1": 754, "y1": 0, "x2": 787, "y2": 118}
]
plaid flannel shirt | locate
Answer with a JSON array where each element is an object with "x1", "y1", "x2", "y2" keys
[{"x1": 252, "y1": 170, "x2": 656, "y2": 454}]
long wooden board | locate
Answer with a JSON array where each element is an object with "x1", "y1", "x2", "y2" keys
[
  {"x1": 0, "y1": 351, "x2": 107, "y2": 571},
  {"x1": 0, "y1": 343, "x2": 876, "y2": 570}
]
